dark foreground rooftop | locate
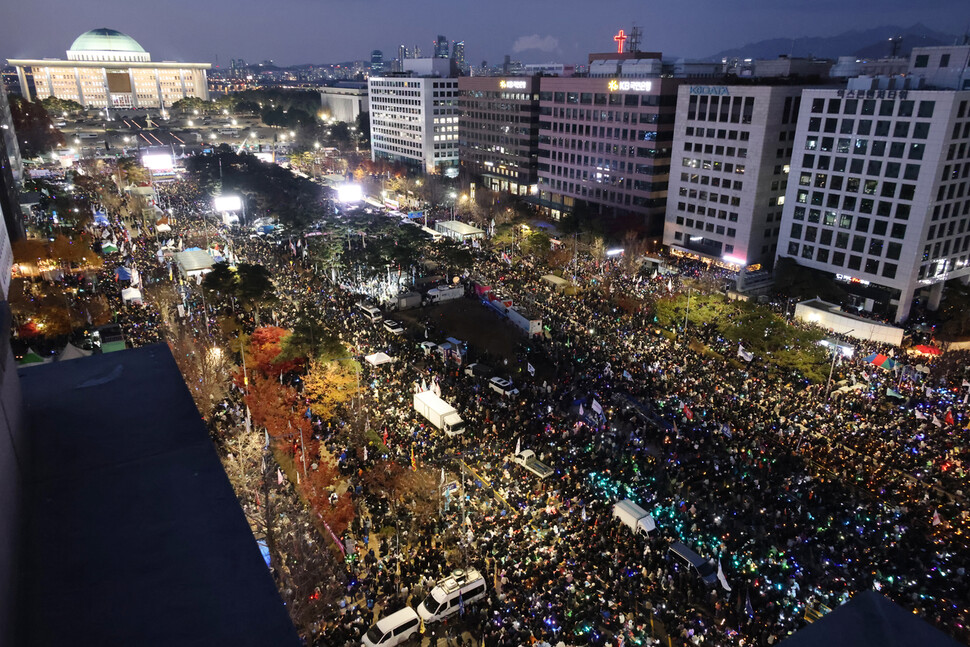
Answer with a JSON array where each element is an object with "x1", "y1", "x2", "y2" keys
[
  {"x1": 779, "y1": 590, "x2": 963, "y2": 647},
  {"x1": 17, "y1": 344, "x2": 299, "y2": 647}
]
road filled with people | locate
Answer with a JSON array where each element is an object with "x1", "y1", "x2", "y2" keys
[{"x1": 55, "y1": 174, "x2": 970, "y2": 647}]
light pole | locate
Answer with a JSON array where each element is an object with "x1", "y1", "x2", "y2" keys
[
  {"x1": 825, "y1": 330, "x2": 854, "y2": 400},
  {"x1": 683, "y1": 287, "x2": 692, "y2": 336}
]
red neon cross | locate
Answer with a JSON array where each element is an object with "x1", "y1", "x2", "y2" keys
[{"x1": 613, "y1": 29, "x2": 627, "y2": 54}]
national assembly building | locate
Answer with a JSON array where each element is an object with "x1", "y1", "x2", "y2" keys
[{"x1": 8, "y1": 28, "x2": 210, "y2": 110}]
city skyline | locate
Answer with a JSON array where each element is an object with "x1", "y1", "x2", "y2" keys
[{"x1": 1, "y1": 0, "x2": 967, "y2": 69}]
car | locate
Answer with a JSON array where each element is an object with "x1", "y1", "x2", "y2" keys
[
  {"x1": 488, "y1": 377, "x2": 519, "y2": 397},
  {"x1": 463, "y1": 363, "x2": 494, "y2": 380},
  {"x1": 419, "y1": 341, "x2": 437, "y2": 355},
  {"x1": 383, "y1": 319, "x2": 405, "y2": 335}
]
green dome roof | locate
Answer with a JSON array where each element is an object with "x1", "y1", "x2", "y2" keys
[{"x1": 69, "y1": 28, "x2": 145, "y2": 53}]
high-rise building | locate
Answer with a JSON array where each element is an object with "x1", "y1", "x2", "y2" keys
[
  {"x1": 369, "y1": 59, "x2": 458, "y2": 174},
  {"x1": 534, "y1": 55, "x2": 681, "y2": 235},
  {"x1": 320, "y1": 82, "x2": 369, "y2": 123},
  {"x1": 776, "y1": 86, "x2": 970, "y2": 322},
  {"x1": 459, "y1": 76, "x2": 540, "y2": 195},
  {"x1": 370, "y1": 50, "x2": 384, "y2": 76},
  {"x1": 434, "y1": 35, "x2": 449, "y2": 59},
  {"x1": 451, "y1": 41, "x2": 466, "y2": 74},
  {"x1": 9, "y1": 28, "x2": 210, "y2": 110},
  {"x1": 0, "y1": 84, "x2": 24, "y2": 241},
  {"x1": 664, "y1": 84, "x2": 810, "y2": 268}
]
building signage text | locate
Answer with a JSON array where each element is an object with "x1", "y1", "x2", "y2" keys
[
  {"x1": 499, "y1": 79, "x2": 527, "y2": 90},
  {"x1": 608, "y1": 79, "x2": 652, "y2": 92},
  {"x1": 689, "y1": 86, "x2": 730, "y2": 96}
]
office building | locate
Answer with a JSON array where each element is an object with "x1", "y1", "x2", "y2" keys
[
  {"x1": 451, "y1": 41, "x2": 466, "y2": 74},
  {"x1": 370, "y1": 50, "x2": 384, "y2": 76},
  {"x1": 0, "y1": 84, "x2": 25, "y2": 241},
  {"x1": 664, "y1": 83, "x2": 810, "y2": 268},
  {"x1": 320, "y1": 82, "x2": 369, "y2": 123},
  {"x1": 459, "y1": 76, "x2": 540, "y2": 195},
  {"x1": 534, "y1": 63, "x2": 680, "y2": 234},
  {"x1": 8, "y1": 28, "x2": 210, "y2": 110},
  {"x1": 907, "y1": 45, "x2": 970, "y2": 91},
  {"x1": 369, "y1": 59, "x2": 458, "y2": 174},
  {"x1": 776, "y1": 85, "x2": 970, "y2": 322},
  {"x1": 434, "y1": 35, "x2": 449, "y2": 59}
]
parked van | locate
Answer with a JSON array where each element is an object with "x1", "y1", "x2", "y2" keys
[
  {"x1": 417, "y1": 568, "x2": 487, "y2": 623},
  {"x1": 356, "y1": 302, "x2": 383, "y2": 323},
  {"x1": 668, "y1": 541, "x2": 718, "y2": 586},
  {"x1": 361, "y1": 607, "x2": 420, "y2": 647},
  {"x1": 612, "y1": 499, "x2": 656, "y2": 536}
]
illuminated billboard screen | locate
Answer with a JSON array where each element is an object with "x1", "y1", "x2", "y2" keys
[
  {"x1": 213, "y1": 196, "x2": 243, "y2": 212},
  {"x1": 337, "y1": 183, "x2": 364, "y2": 204},
  {"x1": 141, "y1": 153, "x2": 174, "y2": 172}
]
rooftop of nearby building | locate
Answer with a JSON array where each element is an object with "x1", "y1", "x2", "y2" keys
[{"x1": 14, "y1": 344, "x2": 299, "y2": 647}]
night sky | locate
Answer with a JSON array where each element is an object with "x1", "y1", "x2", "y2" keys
[{"x1": 2, "y1": 0, "x2": 967, "y2": 68}]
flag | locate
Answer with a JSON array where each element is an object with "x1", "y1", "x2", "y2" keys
[
  {"x1": 277, "y1": 468, "x2": 284, "y2": 485},
  {"x1": 582, "y1": 506, "x2": 587, "y2": 521},
  {"x1": 515, "y1": 437, "x2": 521, "y2": 455},
  {"x1": 592, "y1": 399, "x2": 603, "y2": 415},
  {"x1": 932, "y1": 510, "x2": 942, "y2": 526},
  {"x1": 623, "y1": 369, "x2": 632, "y2": 381},
  {"x1": 421, "y1": 379, "x2": 428, "y2": 392},
  {"x1": 717, "y1": 559, "x2": 731, "y2": 592},
  {"x1": 926, "y1": 386, "x2": 933, "y2": 398},
  {"x1": 667, "y1": 278, "x2": 673, "y2": 292},
  {"x1": 963, "y1": 380, "x2": 970, "y2": 388},
  {"x1": 579, "y1": 403, "x2": 584, "y2": 416},
  {"x1": 945, "y1": 410, "x2": 955, "y2": 426},
  {"x1": 721, "y1": 422, "x2": 733, "y2": 439},
  {"x1": 737, "y1": 344, "x2": 754, "y2": 362},
  {"x1": 915, "y1": 410, "x2": 927, "y2": 420},
  {"x1": 363, "y1": 446, "x2": 368, "y2": 462},
  {"x1": 440, "y1": 467, "x2": 445, "y2": 485},
  {"x1": 527, "y1": 362, "x2": 535, "y2": 376},
  {"x1": 683, "y1": 404, "x2": 693, "y2": 421},
  {"x1": 745, "y1": 590, "x2": 754, "y2": 617},
  {"x1": 932, "y1": 415, "x2": 943, "y2": 428},
  {"x1": 411, "y1": 445, "x2": 416, "y2": 470}
]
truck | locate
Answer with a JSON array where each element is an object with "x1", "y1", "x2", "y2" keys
[
  {"x1": 612, "y1": 499, "x2": 656, "y2": 536},
  {"x1": 413, "y1": 390, "x2": 465, "y2": 436},
  {"x1": 511, "y1": 450, "x2": 555, "y2": 480},
  {"x1": 384, "y1": 291, "x2": 422, "y2": 311},
  {"x1": 423, "y1": 285, "x2": 464, "y2": 306}
]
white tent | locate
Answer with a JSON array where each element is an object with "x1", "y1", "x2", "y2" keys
[
  {"x1": 58, "y1": 343, "x2": 92, "y2": 361},
  {"x1": 121, "y1": 287, "x2": 143, "y2": 304},
  {"x1": 364, "y1": 352, "x2": 394, "y2": 366}
]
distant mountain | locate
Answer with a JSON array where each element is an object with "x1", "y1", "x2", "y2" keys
[{"x1": 709, "y1": 24, "x2": 960, "y2": 62}]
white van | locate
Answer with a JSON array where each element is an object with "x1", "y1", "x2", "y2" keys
[
  {"x1": 356, "y1": 301, "x2": 383, "y2": 323},
  {"x1": 613, "y1": 499, "x2": 656, "y2": 536},
  {"x1": 362, "y1": 607, "x2": 420, "y2": 647},
  {"x1": 417, "y1": 568, "x2": 487, "y2": 623}
]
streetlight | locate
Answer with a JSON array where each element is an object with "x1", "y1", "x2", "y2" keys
[{"x1": 825, "y1": 330, "x2": 854, "y2": 400}]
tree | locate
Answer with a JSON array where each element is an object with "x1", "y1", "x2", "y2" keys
[
  {"x1": 248, "y1": 326, "x2": 302, "y2": 377},
  {"x1": 303, "y1": 358, "x2": 360, "y2": 421},
  {"x1": 201, "y1": 261, "x2": 237, "y2": 300},
  {"x1": 235, "y1": 263, "x2": 277, "y2": 321},
  {"x1": 278, "y1": 307, "x2": 346, "y2": 362},
  {"x1": 39, "y1": 96, "x2": 83, "y2": 117},
  {"x1": 521, "y1": 229, "x2": 551, "y2": 261},
  {"x1": 8, "y1": 96, "x2": 64, "y2": 158}
]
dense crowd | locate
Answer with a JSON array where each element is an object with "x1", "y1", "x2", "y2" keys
[{"x1": 56, "y1": 175, "x2": 969, "y2": 647}]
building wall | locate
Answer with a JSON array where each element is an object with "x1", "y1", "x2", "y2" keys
[
  {"x1": 535, "y1": 76, "x2": 680, "y2": 234},
  {"x1": 458, "y1": 76, "x2": 539, "y2": 195},
  {"x1": 369, "y1": 76, "x2": 458, "y2": 174},
  {"x1": 664, "y1": 84, "x2": 807, "y2": 267},
  {"x1": 777, "y1": 88, "x2": 970, "y2": 322},
  {"x1": 320, "y1": 87, "x2": 368, "y2": 123},
  {"x1": 11, "y1": 62, "x2": 209, "y2": 109}
]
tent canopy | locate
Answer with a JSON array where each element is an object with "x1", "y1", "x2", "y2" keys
[
  {"x1": 58, "y1": 343, "x2": 92, "y2": 361},
  {"x1": 364, "y1": 352, "x2": 394, "y2": 366},
  {"x1": 121, "y1": 287, "x2": 143, "y2": 302},
  {"x1": 864, "y1": 353, "x2": 896, "y2": 369},
  {"x1": 913, "y1": 344, "x2": 942, "y2": 356},
  {"x1": 114, "y1": 267, "x2": 132, "y2": 281}
]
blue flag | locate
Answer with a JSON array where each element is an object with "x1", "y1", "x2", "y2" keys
[
  {"x1": 721, "y1": 423, "x2": 733, "y2": 439},
  {"x1": 745, "y1": 591, "x2": 754, "y2": 617}
]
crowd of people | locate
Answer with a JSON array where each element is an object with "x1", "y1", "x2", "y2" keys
[{"x1": 54, "y1": 173, "x2": 969, "y2": 647}]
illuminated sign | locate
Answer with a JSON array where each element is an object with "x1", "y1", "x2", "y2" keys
[
  {"x1": 613, "y1": 29, "x2": 627, "y2": 54},
  {"x1": 141, "y1": 153, "x2": 174, "y2": 172},
  {"x1": 214, "y1": 196, "x2": 242, "y2": 212},
  {"x1": 499, "y1": 79, "x2": 527, "y2": 90},
  {"x1": 836, "y1": 273, "x2": 871, "y2": 286},
  {"x1": 608, "y1": 79, "x2": 653, "y2": 92},
  {"x1": 689, "y1": 86, "x2": 730, "y2": 96}
]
